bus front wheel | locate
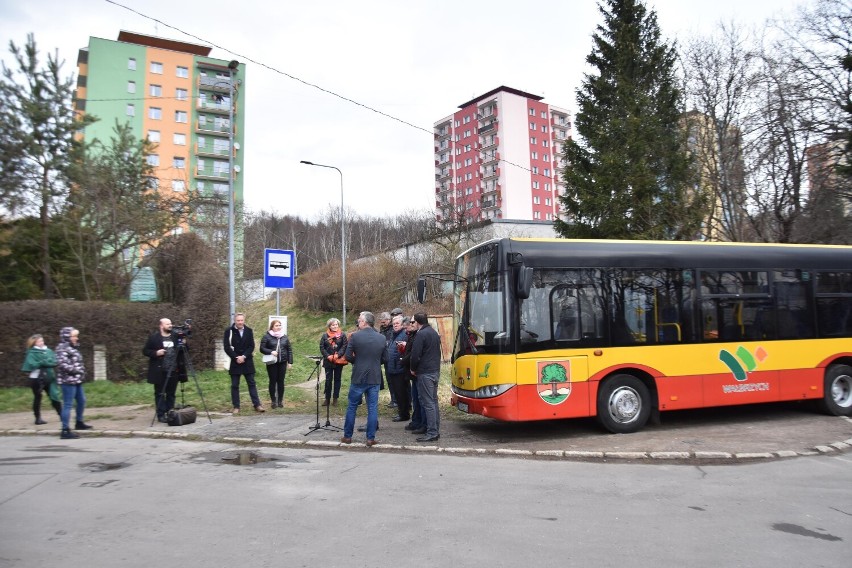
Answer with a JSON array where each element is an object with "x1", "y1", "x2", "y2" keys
[
  {"x1": 596, "y1": 374, "x2": 651, "y2": 434},
  {"x1": 817, "y1": 364, "x2": 852, "y2": 416}
]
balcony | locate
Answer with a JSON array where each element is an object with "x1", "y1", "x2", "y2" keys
[
  {"x1": 478, "y1": 122, "x2": 495, "y2": 134},
  {"x1": 480, "y1": 150, "x2": 498, "y2": 165},
  {"x1": 195, "y1": 165, "x2": 230, "y2": 181},
  {"x1": 197, "y1": 99, "x2": 230, "y2": 115},
  {"x1": 199, "y1": 76, "x2": 234, "y2": 91},
  {"x1": 480, "y1": 165, "x2": 500, "y2": 180},
  {"x1": 196, "y1": 120, "x2": 231, "y2": 136},
  {"x1": 196, "y1": 143, "x2": 230, "y2": 158}
]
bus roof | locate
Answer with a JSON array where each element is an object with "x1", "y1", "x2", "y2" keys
[{"x1": 466, "y1": 238, "x2": 852, "y2": 271}]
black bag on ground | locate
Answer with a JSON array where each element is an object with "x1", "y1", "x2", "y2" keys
[{"x1": 167, "y1": 405, "x2": 197, "y2": 426}]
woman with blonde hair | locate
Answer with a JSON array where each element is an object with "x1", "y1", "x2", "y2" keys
[
  {"x1": 319, "y1": 318, "x2": 348, "y2": 406},
  {"x1": 21, "y1": 334, "x2": 61, "y2": 425},
  {"x1": 259, "y1": 319, "x2": 293, "y2": 408}
]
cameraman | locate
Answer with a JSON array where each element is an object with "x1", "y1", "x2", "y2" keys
[{"x1": 143, "y1": 318, "x2": 188, "y2": 422}]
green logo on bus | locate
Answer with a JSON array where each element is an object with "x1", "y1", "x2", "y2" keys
[
  {"x1": 537, "y1": 361, "x2": 572, "y2": 405},
  {"x1": 719, "y1": 346, "x2": 768, "y2": 381}
]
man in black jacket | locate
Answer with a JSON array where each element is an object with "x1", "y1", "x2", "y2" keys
[
  {"x1": 223, "y1": 313, "x2": 264, "y2": 414},
  {"x1": 143, "y1": 318, "x2": 187, "y2": 422},
  {"x1": 409, "y1": 313, "x2": 442, "y2": 442}
]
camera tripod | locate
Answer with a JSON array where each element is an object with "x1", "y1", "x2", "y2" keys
[
  {"x1": 150, "y1": 342, "x2": 212, "y2": 427},
  {"x1": 304, "y1": 355, "x2": 342, "y2": 436}
]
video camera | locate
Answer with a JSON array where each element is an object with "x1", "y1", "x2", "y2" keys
[{"x1": 172, "y1": 318, "x2": 192, "y2": 345}]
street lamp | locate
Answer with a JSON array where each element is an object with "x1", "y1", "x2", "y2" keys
[
  {"x1": 227, "y1": 59, "x2": 240, "y2": 321},
  {"x1": 300, "y1": 160, "x2": 346, "y2": 328}
]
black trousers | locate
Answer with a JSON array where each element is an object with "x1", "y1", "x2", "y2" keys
[
  {"x1": 154, "y1": 376, "x2": 178, "y2": 418},
  {"x1": 387, "y1": 372, "x2": 411, "y2": 419},
  {"x1": 266, "y1": 362, "x2": 287, "y2": 403}
]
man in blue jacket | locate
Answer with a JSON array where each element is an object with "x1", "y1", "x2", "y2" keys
[
  {"x1": 409, "y1": 313, "x2": 442, "y2": 442},
  {"x1": 341, "y1": 311, "x2": 386, "y2": 446}
]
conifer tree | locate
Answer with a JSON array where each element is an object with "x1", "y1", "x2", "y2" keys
[{"x1": 555, "y1": 0, "x2": 705, "y2": 240}]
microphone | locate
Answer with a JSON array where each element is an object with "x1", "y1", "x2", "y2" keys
[{"x1": 306, "y1": 355, "x2": 323, "y2": 361}]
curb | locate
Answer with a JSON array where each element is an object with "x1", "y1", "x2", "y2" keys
[{"x1": 2, "y1": 428, "x2": 851, "y2": 464}]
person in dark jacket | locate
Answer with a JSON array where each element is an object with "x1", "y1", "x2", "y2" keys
[
  {"x1": 223, "y1": 313, "x2": 264, "y2": 413},
  {"x1": 21, "y1": 334, "x2": 60, "y2": 425},
  {"x1": 55, "y1": 327, "x2": 91, "y2": 439},
  {"x1": 409, "y1": 313, "x2": 442, "y2": 442},
  {"x1": 400, "y1": 317, "x2": 424, "y2": 432},
  {"x1": 143, "y1": 318, "x2": 188, "y2": 422},
  {"x1": 340, "y1": 311, "x2": 386, "y2": 446},
  {"x1": 319, "y1": 318, "x2": 348, "y2": 406},
  {"x1": 259, "y1": 319, "x2": 293, "y2": 409},
  {"x1": 385, "y1": 314, "x2": 410, "y2": 422}
]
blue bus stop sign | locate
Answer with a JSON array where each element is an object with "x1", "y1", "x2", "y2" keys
[{"x1": 264, "y1": 249, "x2": 295, "y2": 289}]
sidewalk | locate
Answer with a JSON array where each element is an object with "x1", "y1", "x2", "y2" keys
[{"x1": 1, "y1": 402, "x2": 850, "y2": 463}]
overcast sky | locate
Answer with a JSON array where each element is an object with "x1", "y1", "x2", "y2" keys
[{"x1": 0, "y1": 0, "x2": 801, "y2": 220}]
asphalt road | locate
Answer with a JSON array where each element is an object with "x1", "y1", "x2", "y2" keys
[{"x1": 0, "y1": 436, "x2": 850, "y2": 568}]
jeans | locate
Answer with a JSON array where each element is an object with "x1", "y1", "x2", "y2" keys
[
  {"x1": 409, "y1": 376, "x2": 424, "y2": 429},
  {"x1": 323, "y1": 366, "x2": 342, "y2": 401},
  {"x1": 60, "y1": 383, "x2": 86, "y2": 429},
  {"x1": 416, "y1": 372, "x2": 440, "y2": 437},
  {"x1": 230, "y1": 373, "x2": 261, "y2": 408},
  {"x1": 343, "y1": 383, "x2": 379, "y2": 440}
]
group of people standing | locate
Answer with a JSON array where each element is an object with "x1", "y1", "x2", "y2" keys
[
  {"x1": 21, "y1": 327, "x2": 91, "y2": 439},
  {"x1": 332, "y1": 309, "x2": 442, "y2": 445}
]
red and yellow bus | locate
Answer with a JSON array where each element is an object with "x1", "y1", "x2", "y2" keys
[{"x1": 430, "y1": 238, "x2": 852, "y2": 433}]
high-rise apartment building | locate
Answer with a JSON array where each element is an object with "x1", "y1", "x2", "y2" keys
[
  {"x1": 434, "y1": 86, "x2": 571, "y2": 223},
  {"x1": 74, "y1": 31, "x2": 245, "y2": 245}
]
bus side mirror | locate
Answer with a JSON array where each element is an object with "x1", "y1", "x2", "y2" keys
[
  {"x1": 517, "y1": 267, "x2": 533, "y2": 299},
  {"x1": 417, "y1": 277, "x2": 427, "y2": 304}
]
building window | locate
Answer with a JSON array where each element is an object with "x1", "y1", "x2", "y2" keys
[
  {"x1": 464, "y1": 129, "x2": 471, "y2": 138},
  {"x1": 530, "y1": 137, "x2": 537, "y2": 144},
  {"x1": 149, "y1": 107, "x2": 162, "y2": 120},
  {"x1": 533, "y1": 196, "x2": 541, "y2": 204},
  {"x1": 172, "y1": 180, "x2": 186, "y2": 191},
  {"x1": 455, "y1": 148, "x2": 461, "y2": 155},
  {"x1": 150, "y1": 62, "x2": 163, "y2": 74},
  {"x1": 464, "y1": 144, "x2": 471, "y2": 152},
  {"x1": 145, "y1": 177, "x2": 158, "y2": 190},
  {"x1": 126, "y1": 104, "x2": 135, "y2": 116},
  {"x1": 173, "y1": 157, "x2": 185, "y2": 169},
  {"x1": 542, "y1": 125, "x2": 548, "y2": 133},
  {"x1": 150, "y1": 84, "x2": 161, "y2": 97},
  {"x1": 128, "y1": 58, "x2": 136, "y2": 71},
  {"x1": 534, "y1": 211, "x2": 541, "y2": 219},
  {"x1": 533, "y1": 181, "x2": 540, "y2": 189},
  {"x1": 173, "y1": 133, "x2": 186, "y2": 145},
  {"x1": 544, "y1": 168, "x2": 550, "y2": 176},
  {"x1": 529, "y1": 108, "x2": 535, "y2": 116},
  {"x1": 176, "y1": 66, "x2": 189, "y2": 78},
  {"x1": 176, "y1": 88, "x2": 188, "y2": 101},
  {"x1": 546, "y1": 213, "x2": 553, "y2": 220},
  {"x1": 543, "y1": 154, "x2": 549, "y2": 162},
  {"x1": 545, "y1": 198, "x2": 552, "y2": 206},
  {"x1": 147, "y1": 130, "x2": 160, "y2": 142},
  {"x1": 147, "y1": 154, "x2": 159, "y2": 166},
  {"x1": 532, "y1": 166, "x2": 539, "y2": 174},
  {"x1": 213, "y1": 161, "x2": 230, "y2": 175},
  {"x1": 463, "y1": 115, "x2": 471, "y2": 124},
  {"x1": 127, "y1": 81, "x2": 136, "y2": 93},
  {"x1": 454, "y1": 120, "x2": 460, "y2": 127},
  {"x1": 530, "y1": 122, "x2": 536, "y2": 131},
  {"x1": 541, "y1": 111, "x2": 547, "y2": 118},
  {"x1": 545, "y1": 183, "x2": 550, "y2": 191},
  {"x1": 542, "y1": 140, "x2": 549, "y2": 147},
  {"x1": 531, "y1": 151, "x2": 538, "y2": 160},
  {"x1": 175, "y1": 111, "x2": 188, "y2": 123},
  {"x1": 464, "y1": 158, "x2": 472, "y2": 167}
]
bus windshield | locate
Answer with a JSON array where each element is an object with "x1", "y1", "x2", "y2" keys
[{"x1": 454, "y1": 243, "x2": 512, "y2": 359}]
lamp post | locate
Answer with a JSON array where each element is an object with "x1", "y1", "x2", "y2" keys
[
  {"x1": 226, "y1": 60, "x2": 240, "y2": 321},
  {"x1": 300, "y1": 161, "x2": 346, "y2": 328}
]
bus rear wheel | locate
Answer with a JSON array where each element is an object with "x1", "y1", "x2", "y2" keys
[
  {"x1": 596, "y1": 374, "x2": 651, "y2": 434},
  {"x1": 817, "y1": 364, "x2": 852, "y2": 416}
]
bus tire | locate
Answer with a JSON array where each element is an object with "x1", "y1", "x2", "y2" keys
[
  {"x1": 817, "y1": 364, "x2": 852, "y2": 416},
  {"x1": 596, "y1": 374, "x2": 651, "y2": 434}
]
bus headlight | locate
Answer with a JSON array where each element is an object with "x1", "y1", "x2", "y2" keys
[{"x1": 474, "y1": 384, "x2": 513, "y2": 398}]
